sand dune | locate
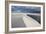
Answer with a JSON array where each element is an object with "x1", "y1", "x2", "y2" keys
[{"x1": 11, "y1": 13, "x2": 41, "y2": 28}]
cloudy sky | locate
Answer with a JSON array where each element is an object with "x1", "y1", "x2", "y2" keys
[{"x1": 11, "y1": 6, "x2": 41, "y2": 13}]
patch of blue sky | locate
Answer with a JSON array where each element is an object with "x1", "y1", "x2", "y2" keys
[{"x1": 11, "y1": 6, "x2": 41, "y2": 13}]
